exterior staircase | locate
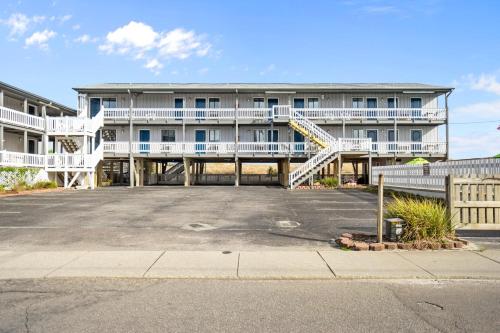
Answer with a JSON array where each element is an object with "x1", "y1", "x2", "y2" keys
[
  {"x1": 284, "y1": 108, "x2": 339, "y2": 189},
  {"x1": 60, "y1": 138, "x2": 81, "y2": 153}
]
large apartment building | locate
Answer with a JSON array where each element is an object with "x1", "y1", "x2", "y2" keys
[{"x1": 0, "y1": 82, "x2": 452, "y2": 189}]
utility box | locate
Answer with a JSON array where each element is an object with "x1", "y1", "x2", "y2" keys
[{"x1": 385, "y1": 218, "x2": 405, "y2": 242}]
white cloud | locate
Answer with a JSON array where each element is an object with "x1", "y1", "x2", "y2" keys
[
  {"x1": 467, "y1": 73, "x2": 500, "y2": 95},
  {"x1": 158, "y1": 28, "x2": 211, "y2": 59},
  {"x1": 59, "y1": 14, "x2": 72, "y2": 24},
  {"x1": 99, "y1": 21, "x2": 212, "y2": 74},
  {"x1": 74, "y1": 34, "x2": 98, "y2": 43},
  {"x1": 144, "y1": 58, "x2": 164, "y2": 75},
  {"x1": 2, "y1": 13, "x2": 30, "y2": 37},
  {"x1": 72, "y1": 24, "x2": 80, "y2": 30},
  {"x1": 451, "y1": 132, "x2": 500, "y2": 158},
  {"x1": 25, "y1": 29, "x2": 56, "y2": 49},
  {"x1": 259, "y1": 64, "x2": 276, "y2": 76},
  {"x1": 362, "y1": 5, "x2": 399, "y2": 14},
  {"x1": 454, "y1": 100, "x2": 500, "y2": 119},
  {"x1": 198, "y1": 67, "x2": 209, "y2": 75}
]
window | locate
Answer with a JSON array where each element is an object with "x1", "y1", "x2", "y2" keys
[
  {"x1": 410, "y1": 98, "x2": 422, "y2": 108},
  {"x1": 366, "y1": 98, "x2": 377, "y2": 108},
  {"x1": 102, "y1": 98, "x2": 117, "y2": 108},
  {"x1": 293, "y1": 98, "x2": 305, "y2": 108},
  {"x1": 267, "y1": 129, "x2": 278, "y2": 142},
  {"x1": 388, "y1": 129, "x2": 399, "y2": 141},
  {"x1": 366, "y1": 130, "x2": 378, "y2": 142},
  {"x1": 353, "y1": 129, "x2": 364, "y2": 138},
  {"x1": 387, "y1": 97, "x2": 399, "y2": 108},
  {"x1": 411, "y1": 129, "x2": 422, "y2": 142},
  {"x1": 208, "y1": 98, "x2": 220, "y2": 108},
  {"x1": 28, "y1": 139, "x2": 36, "y2": 154},
  {"x1": 208, "y1": 129, "x2": 220, "y2": 142},
  {"x1": 253, "y1": 98, "x2": 265, "y2": 108},
  {"x1": 267, "y1": 98, "x2": 279, "y2": 108},
  {"x1": 102, "y1": 129, "x2": 116, "y2": 142},
  {"x1": 352, "y1": 98, "x2": 363, "y2": 108},
  {"x1": 253, "y1": 129, "x2": 266, "y2": 142},
  {"x1": 308, "y1": 98, "x2": 319, "y2": 108},
  {"x1": 90, "y1": 98, "x2": 101, "y2": 118},
  {"x1": 28, "y1": 105, "x2": 37, "y2": 116},
  {"x1": 174, "y1": 98, "x2": 184, "y2": 108},
  {"x1": 161, "y1": 130, "x2": 176, "y2": 142}
]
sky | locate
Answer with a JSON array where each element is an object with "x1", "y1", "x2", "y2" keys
[{"x1": 0, "y1": 0, "x2": 499, "y2": 159}]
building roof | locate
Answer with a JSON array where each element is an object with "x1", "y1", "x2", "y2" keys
[
  {"x1": 73, "y1": 82, "x2": 454, "y2": 93},
  {"x1": 0, "y1": 81, "x2": 75, "y2": 114}
]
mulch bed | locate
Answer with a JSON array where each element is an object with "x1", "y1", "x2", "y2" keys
[
  {"x1": 333, "y1": 233, "x2": 469, "y2": 251},
  {"x1": 0, "y1": 187, "x2": 68, "y2": 197}
]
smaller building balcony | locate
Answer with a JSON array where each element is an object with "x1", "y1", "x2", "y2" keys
[
  {"x1": 102, "y1": 107, "x2": 446, "y2": 123},
  {"x1": 0, "y1": 106, "x2": 45, "y2": 131}
]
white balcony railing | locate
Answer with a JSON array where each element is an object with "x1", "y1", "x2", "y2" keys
[
  {"x1": 102, "y1": 107, "x2": 446, "y2": 121},
  {"x1": 0, "y1": 106, "x2": 45, "y2": 131},
  {"x1": 103, "y1": 140, "x2": 446, "y2": 155},
  {"x1": 0, "y1": 150, "x2": 46, "y2": 167}
]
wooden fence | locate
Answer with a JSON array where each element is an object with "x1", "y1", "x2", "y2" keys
[
  {"x1": 372, "y1": 158, "x2": 500, "y2": 197},
  {"x1": 446, "y1": 175, "x2": 500, "y2": 228}
]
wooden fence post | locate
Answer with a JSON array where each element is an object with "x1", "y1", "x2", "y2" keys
[
  {"x1": 377, "y1": 173, "x2": 384, "y2": 243},
  {"x1": 445, "y1": 175, "x2": 455, "y2": 225}
]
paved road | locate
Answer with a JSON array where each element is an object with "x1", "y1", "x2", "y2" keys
[
  {"x1": 0, "y1": 187, "x2": 379, "y2": 251},
  {"x1": 0, "y1": 279, "x2": 498, "y2": 332}
]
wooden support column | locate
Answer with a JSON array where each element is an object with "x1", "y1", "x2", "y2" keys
[
  {"x1": 234, "y1": 158, "x2": 240, "y2": 187},
  {"x1": 128, "y1": 92, "x2": 135, "y2": 188},
  {"x1": 0, "y1": 125, "x2": 3, "y2": 151},
  {"x1": 282, "y1": 159, "x2": 290, "y2": 188},
  {"x1": 23, "y1": 131, "x2": 28, "y2": 153},
  {"x1": 277, "y1": 159, "x2": 283, "y2": 185},
  {"x1": 119, "y1": 161, "x2": 124, "y2": 184},
  {"x1": 368, "y1": 153, "x2": 373, "y2": 185},
  {"x1": 0, "y1": 90, "x2": 4, "y2": 107},
  {"x1": 183, "y1": 157, "x2": 191, "y2": 187},
  {"x1": 96, "y1": 161, "x2": 103, "y2": 187},
  {"x1": 110, "y1": 161, "x2": 115, "y2": 184}
]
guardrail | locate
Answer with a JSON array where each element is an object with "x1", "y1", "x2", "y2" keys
[
  {"x1": 0, "y1": 150, "x2": 46, "y2": 167},
  {"x1": 372, "y1": 158, "x2": 500, "y2": 192},
  {"x1": 0, "y1": 106, "x2": 45, "y2": 131},
  {"x1": 102, "y1": 107, "x2": 446, "y2": 121}
]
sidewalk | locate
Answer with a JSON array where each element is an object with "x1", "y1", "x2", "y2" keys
[{"x1": 0, "y1": 249, "x2": 499, "y2": 280}]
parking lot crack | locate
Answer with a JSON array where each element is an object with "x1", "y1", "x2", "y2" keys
[{"x1": 142, "y1": 251, "x2": 166, "y2": 277}]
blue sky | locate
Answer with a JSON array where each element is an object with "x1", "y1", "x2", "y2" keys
[{"x1": 0, "y1": 0, "x2": 499, "y2": 158}]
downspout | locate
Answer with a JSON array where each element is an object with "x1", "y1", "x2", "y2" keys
[
  {"x1": 444, "y1": 89, "x2": 453, "y2": 161},
  {"x1": 128, "y1": 89, "x2": 134, "y2": 188}
]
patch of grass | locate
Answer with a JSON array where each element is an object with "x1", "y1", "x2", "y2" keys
[
  {"x1": 31, "y1": 181, "x2": 57, "y2": 189},
  {"x1": 385, "y1": 195, "x2": 454, "y2": 242},
  {"x1": 318, "y1": 177, "x2": 338, "y2": 188}
]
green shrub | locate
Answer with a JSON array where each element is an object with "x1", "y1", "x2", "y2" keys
[
  {"x1": 385, "y1": 195, "x2": 453, "y2": 242},
  {"x1": 0, "y1": 185, "x2": 5, "y2": 193},
  {"x1": 32, "y1": 181, "x2": 57, "y2": 189},
  {"x1": 318, "y1": 177, "x2": 339, "y2": 188},
  {"x1": 267, "y1": 166, "x2": 277, "y2": 176}
]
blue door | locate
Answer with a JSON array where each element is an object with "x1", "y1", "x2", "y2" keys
[
  {"x1": 195, "y1": 99, "x2": 206, "y2": 119},
  {"x1": 139, "y1": 130, "x2": 150, "y2": 153},
  {"x1": 294, "y1": 131, "x2": 305, "y2": 153},
  {"x1": 367, "y1": 98, "x2": 377, "y2": 119},
  {"x1": 90, "y1": 98, "x2": 101, "y2": 118},
  {"x1": 294, "y1": 99, "x2": 305, "y2": 116},
  {"x1": 267, "y1": 129, "x2": 278, "y2": 153},
  {"x1": 267, "y1": 98, "x2": 278, "y2": 119},
  {"x1": 195, "y1": 130, "x2": 206, "y2": 154},
  {"x1": 411, "y1": 98, "x2": 422, "y2": 118},
  {"x1": 175, "y1": 98, "x2": 184, "y2": 120}
]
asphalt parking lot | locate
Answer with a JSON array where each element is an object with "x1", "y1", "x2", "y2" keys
[{"x1": 0, "y1": 186, "x2": 379, "y2": 251}]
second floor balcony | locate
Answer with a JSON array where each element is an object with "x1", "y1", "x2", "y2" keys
[{"x1": 102, "y1": 107, "x2": 446, "y2": 123}]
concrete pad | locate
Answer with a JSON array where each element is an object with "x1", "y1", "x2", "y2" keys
[
  {"x1": 146, "y1": 251, "x2": 238, "y2": 278},
  {"x1": 319, "y1": 251, "x2": 432, "y2": 278},
  {"x1": 48, "y1": 251, "x2": 163, "y2": 278},
  {"x1": 399, "y1": 251, "x2": 500, "y2": 279},
  {"x1": 0, "y1": 251, "x2": 84, "y2": 279},
  {"x1": 238, "y1": 251, "x2": 333, "y2": 279},
  {"x1": 477, "y1": 250, "x2": 500, "y2": 264}
]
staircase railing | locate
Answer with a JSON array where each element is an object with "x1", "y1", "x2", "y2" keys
[
  {"x1": 288, "y1": 108, "x2": 340, "y2": 188},
  {"x1": 291, "y1": 111, "x2": 333, "y2": 145}
]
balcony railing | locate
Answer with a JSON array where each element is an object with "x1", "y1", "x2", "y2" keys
[
  {"x1": 0, "y1": 106, "x2": 45, "y2": 131},
  {"x1": 102, "y1": 107, "x2": 446, "y2": 121},
  {"x1": 103, "y1": 140, "x2": 446, "y2": 155},
  {"x1": 0, "y1": 150, "x2": 46, "y2": 167}
]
